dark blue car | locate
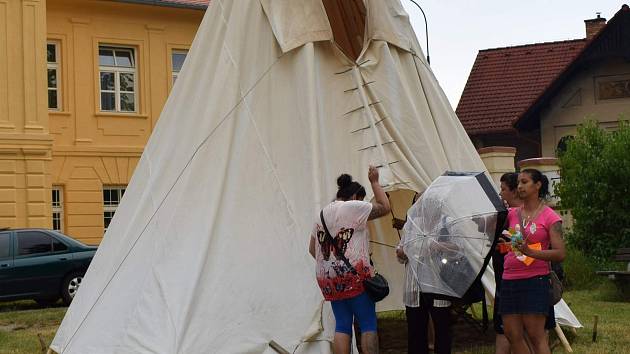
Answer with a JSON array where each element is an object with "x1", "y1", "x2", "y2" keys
[{"x1": 0, "y1": 228, "x2": 97, "y2": 306}]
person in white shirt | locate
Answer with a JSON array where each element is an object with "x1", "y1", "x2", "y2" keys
[{"x1": 309, "y1": 166, "x2": 390, "y2": 354}]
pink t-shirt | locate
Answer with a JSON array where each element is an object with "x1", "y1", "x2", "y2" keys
[
  {"x1": 312, "y1": 200, "x2": 373, "y2": 301},
  {"x1": 503, "y1": 205, "x2": 562, "y2": 280}
]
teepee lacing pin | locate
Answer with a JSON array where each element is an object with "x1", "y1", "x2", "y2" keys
[
  {"x1": 357, "y1": 140, "x2": 395, "y2": 152},
  {"x1": 351, "y1": 66, "x2": 394, "y2": 186},
  {"x1": 344, "y1": 81, "x2": 375, "y2": 93},
  {"x1": 374, "y1": 160, "x2": 400, "y2": 168},
  {"x1": 350, "y1": 117, "x2": 388, "y2": 133},
  {"x1": 343, "y1": 100, "x2": 381, "y2": 116},
  {"x1": 334, "y1": 67, "x2": 353, "y2": 75}
]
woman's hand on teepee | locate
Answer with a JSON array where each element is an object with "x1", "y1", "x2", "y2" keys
[{"x1": 368, "y1": 165, "x2": 380, "y2": 184}]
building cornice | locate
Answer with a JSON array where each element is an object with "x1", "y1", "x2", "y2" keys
[{"x1": 110, "y1": 0, "x2": 207, "y2": 10}]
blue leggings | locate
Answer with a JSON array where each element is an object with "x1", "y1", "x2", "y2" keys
[{"x1": 330, "y1": 292, "x2": 377, "y2": 335}]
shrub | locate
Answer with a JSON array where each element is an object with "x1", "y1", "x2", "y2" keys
[
  {"x1": 555, "y1": 120, "x2": 630, "y2": 261},
  {"x1": 562, "y1": 243, "x2": 606, "y2": 290}
]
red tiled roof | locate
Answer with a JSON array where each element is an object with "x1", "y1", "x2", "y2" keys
[{"x1": 456, "y1": 39, "x2": 587, "y2": 135}]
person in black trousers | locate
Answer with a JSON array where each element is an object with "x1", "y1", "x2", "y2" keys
[
  {"x1": 395, "y1": 194, "x2": 452, "y2": 354},
  {"x1": 404, "y1": 293, "x2": 452, "y2": 354}
]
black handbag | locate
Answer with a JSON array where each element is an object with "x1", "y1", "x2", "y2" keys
[
  {"x1": 549, "y1": 269, "x2": 563, "y2": 305},
  {"x1": 320, "y1": 210, "x2": 390, "y2": 302},
  {"x1": 362, "y1": 272, "x2": 390, "y2": 302}
]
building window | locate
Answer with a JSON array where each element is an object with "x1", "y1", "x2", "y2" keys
[
  {"x1": 47, "y1": 42, "x2": 61, "y2": 110},
  {"x1": 99, "y1": 46, "x2": 136, "y2": 112},
  {"x1": 556, "y1": 135, "x2": 575, "y2": 156},
  {"x1": 172, "y1": 50, "x2": 188, "y2": 85},
  {"x1": 103, "y1": 186, "x2": 126, "y2": 233},
  {"x1": 52, "y1": 187, "x2": 64, "y2": 232}
]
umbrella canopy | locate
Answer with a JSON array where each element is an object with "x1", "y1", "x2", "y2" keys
[{"x1": 401, "y1": 172, "x2": 507, "y2": 298}]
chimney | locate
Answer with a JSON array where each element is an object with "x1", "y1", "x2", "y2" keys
[{"x1": 585, "y1": 13, "x2": 607, "y2": 39}]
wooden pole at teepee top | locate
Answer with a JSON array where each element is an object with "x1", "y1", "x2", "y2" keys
[{"x1": 269, "y1": 340, "x2": 290, "y2": 354}]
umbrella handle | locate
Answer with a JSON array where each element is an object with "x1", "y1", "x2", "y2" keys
[{"x1": 385, "y1": 192, "x2": 402, "y2": 240}]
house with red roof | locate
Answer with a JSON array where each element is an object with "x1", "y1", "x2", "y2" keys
[{"x1": 457, "y1": 5, "x2": 630, "y2": 162}]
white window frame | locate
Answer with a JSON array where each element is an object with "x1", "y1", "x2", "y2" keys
[
  {"x1": 171, "y1": 49, "x2": 188, "y2": 85},
  {"x1": 98, "y1": 46, "x2": 137, "y2": 113},
  {"x1": 103, "y1": 186, "x2": 126, "y2": 233},
  {"x1": 52, "y1": 186, "x2": 64, "y2": 232},
  {"x1": 47, "y1": 41, "x2": 61, "y2": 111}
]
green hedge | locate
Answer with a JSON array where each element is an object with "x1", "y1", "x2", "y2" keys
[{"x1": 556, "y1": 120, "x2": 630, "y2": 261}]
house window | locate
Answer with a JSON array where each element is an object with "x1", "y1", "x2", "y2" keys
[
  {"x1": 47, "y1": 42, "x2": 61, "y2": 110},
  {"x1": 172, "y1": 50, "x2": 188, "y2": 85},
  {"x1": 52, "y1": 187, "x2": 64, "y2": 232},
  {"x1": 598, "y1": 79, "x2": 630, "y2": 100},
  {"x1": 99, "y1": 46, "x2": 136, "y2": 112},
  {"x1": 103, "y1": 186, "x2": 126, "y2": 233}
]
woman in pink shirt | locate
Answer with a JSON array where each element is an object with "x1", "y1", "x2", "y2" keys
[{"x1": 499, "y1": 169, "x2": 566, "y2": 354}]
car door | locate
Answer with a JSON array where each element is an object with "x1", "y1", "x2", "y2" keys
[
  {"x1": 0, "y1": 231, "x2": 15, "y2": 297},
  {"x1": 12, "y1": 230, "x2": 73, "y2": 297}
]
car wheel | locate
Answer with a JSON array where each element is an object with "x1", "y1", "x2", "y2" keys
[{"x1": 62, "y1": 271, "x2": 84, "y2": 305}]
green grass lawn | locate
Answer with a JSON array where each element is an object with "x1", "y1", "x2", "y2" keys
[
  {"x1": 1, "y1": 285, "x2": 628, "y2": 353},
  {"x1": 378, "y1": 284, "x2": 630, "y2": 353},
  {"x1": 558, "y1": 283, "x2": 630, "y2": 353},
  {"x1": 0, "y1": 301, "x2": 66, "y2": 354}
]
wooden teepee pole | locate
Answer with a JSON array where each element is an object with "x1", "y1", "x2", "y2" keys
[
  {"x1": 269, "y1": 340, "x2": 290, "y2": 354},
  {"x1": 554, "y1": 323, "x2": 573, "y2": 352}
]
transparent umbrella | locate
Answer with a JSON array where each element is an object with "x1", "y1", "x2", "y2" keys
[{"x1": 401, "y1": 172, "x2": 507, "y2": 298}]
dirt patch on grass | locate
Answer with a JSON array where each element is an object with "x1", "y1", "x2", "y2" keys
[
  {"x1": 378, "y1": 311, "x2": 495, "y2": 353},
  {"x1": 0, "y1": 324, "x2": 30, "y2": 332}
]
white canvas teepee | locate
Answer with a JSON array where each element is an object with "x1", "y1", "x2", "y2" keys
[{"x1": 51, "y1": 1, "x2": 579, "y2": 353}]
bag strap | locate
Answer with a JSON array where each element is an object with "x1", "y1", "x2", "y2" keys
[{"x1": 320, "y1": 210, "x2": 358, "y2": 275}]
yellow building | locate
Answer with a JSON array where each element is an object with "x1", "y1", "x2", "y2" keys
[{"x1": 0, "y1": 0, "x2": 205, "y2": 244}]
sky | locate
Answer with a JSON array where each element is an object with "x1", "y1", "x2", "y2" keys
[{"x1": 400, "y1": 0, "x2": 625, "y2": 109}]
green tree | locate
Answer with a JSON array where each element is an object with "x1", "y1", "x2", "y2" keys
[{"x1": 556, "y1": 120, "x2": 630, "y2": 260}]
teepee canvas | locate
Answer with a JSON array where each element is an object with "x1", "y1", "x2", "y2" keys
[{"x1": 51, "y1": 1, "x2": 579, "y2": 353}]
